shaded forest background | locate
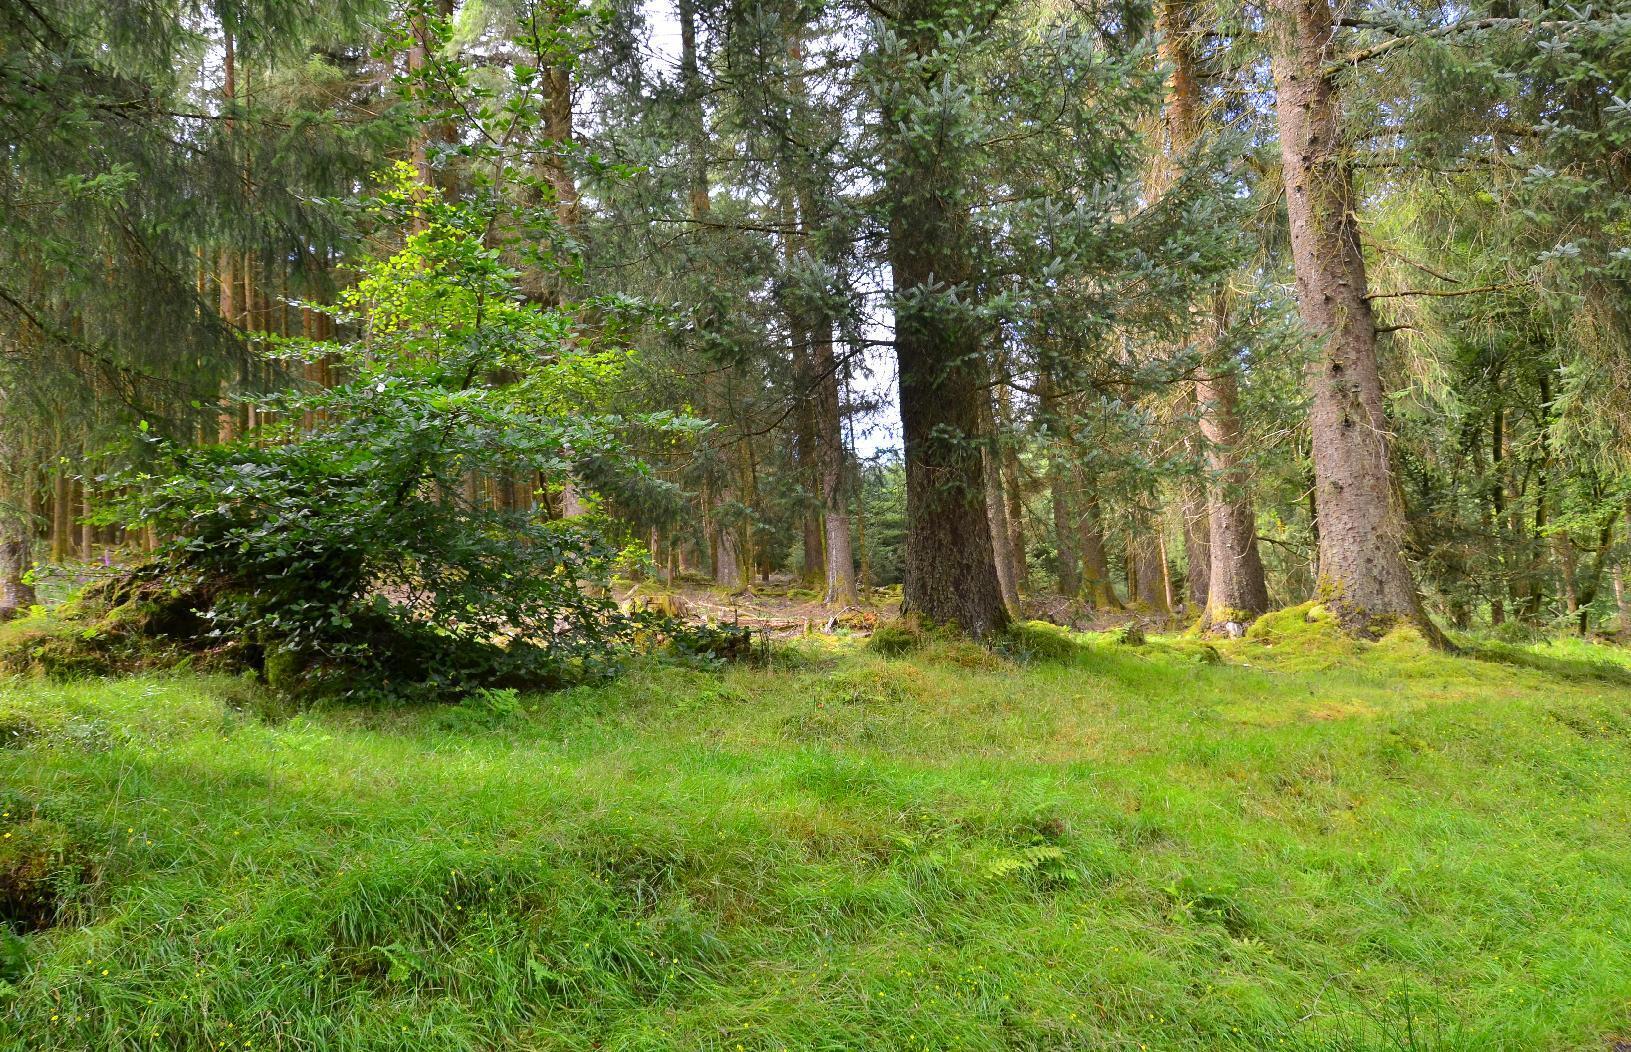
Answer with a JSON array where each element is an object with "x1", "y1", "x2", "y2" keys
[{"x1": 2, "y1": 0, "x2": 1630, "y2": 658}]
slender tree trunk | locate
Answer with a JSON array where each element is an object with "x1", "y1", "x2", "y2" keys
[
  {"x1": 983, "y1": 434, "x2": 1021, "y2": 616},
  {"x1": 1040, "y1": 374, "x2": 1080, "y2": 596},
  {"x1": 1554, "y1": 532, "x2": 1580, "y2": 627},
  {"x1": 50, "y1": 464, "x2": 69, "y2": 563},
  {"x1": 1268, "y1": 0, "x2": 1445, "y2": 645},
  {"x1": 1155, "y1": 0, "x2": 1267, "y2": 631},
  {"x1": 1180, "y1": 475, "x2": 1209, "y2": 611},
  {"x1": 0, "y1": 431, "x2": 36, "y2": 618},
  {"x1": 78, "y1": 481, "x2": 93, "y2": 562},
  {"x1": 0, "y1": 525, "x2": 32, "y2": 619},
  {"x1": 811, "y1": 322, "x2": 859, "y2": 606},
  {"x1": 1131, "y1": 510, "x2": 1171, "y2": 615},
  {"x1": 1197, "y1": 346, "x2": 1271, "y2": 633},
  {"x1": 1613, "y1": 563, "x2": 1630, "y2": 639},
  {"x1": 1045, "y1": 437, "x2": 1081, "y2": 597},
  {"x1": 996, "y1": 376, "x2": 1027, "y2": 592},
  {"x1": 678, "y1": 0, "x2": 741, "y2": 588},
  {"x1": 1489, "y1": 403, "x2": 1506, "y2": 626},
  {"x1": 1082, "y1": 489, "x2": 1122, "y2": 609}
]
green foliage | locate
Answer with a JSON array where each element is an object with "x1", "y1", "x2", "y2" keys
[
  {"x1": 111, "y1": 168, "x2": 687, "y2": 699},
  {"x1": 663, "y1": 621, "x2": 758, "y2": 670}
]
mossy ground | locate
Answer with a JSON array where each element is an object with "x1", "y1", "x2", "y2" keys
[{"x1": 2, "y1": 622, "x2": 1630, "y2": 1050}]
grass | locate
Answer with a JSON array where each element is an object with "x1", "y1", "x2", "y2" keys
[{"x1": 2, "y1": 617, "x2": 1630, "y2": 1051}]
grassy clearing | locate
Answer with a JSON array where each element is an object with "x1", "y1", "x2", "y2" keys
[{"x1": 2, "y1": 617, "x2": 1630, "y2": 1051}]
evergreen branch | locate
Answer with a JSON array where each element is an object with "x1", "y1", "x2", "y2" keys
[
  {"x1": 1329, "y1": 18, "x2": 1585, "y2": 73},
  {"x1": 1366, "y1": 282, "x2": 1523, "y2": 301}
]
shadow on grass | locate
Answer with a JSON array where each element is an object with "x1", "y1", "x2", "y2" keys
[{"x1": 1464, "y1": 639, "x2": 1631, "y2": 688}]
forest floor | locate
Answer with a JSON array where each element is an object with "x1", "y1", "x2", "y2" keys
[
  {"x1": 618, "y1": 575, "x2": 1138, "y2": 639},
  {"x1": 4, "y1": 614, "x2": 1631, "y2": 1051}
]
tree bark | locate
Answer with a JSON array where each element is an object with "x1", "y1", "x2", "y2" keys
[
  {"x1": 1049, "y1": 452, "x2": 1081, "y2": 597},
  {"x1": 984, "y1": 437, "x2": 1021, "y2": 615},
  {"x1": 1156, "y1": 0, "x2": 1268, "y2": 632},
  {"x1": 1180, "y1": 474, "x2": 1209, "y2": 611},
  {"x1": 50, "y1": 464, "x2": 69, "y2": 563},
  {"x1": 1078, "y1": 498, "x2": 1121, "y2": 610},
  {"x1": 1131, "y1": 511, "x2": 1171, "y2": 615},
  {"x1": 1197, "y1": 344, "x2": 1271, "y2": 633},
  {"x1": 1268, "y1": 0, "x2": 1445, "y2": 645},
  {"x1": 996, "y1": 377, "x2": 1028, "y2": 592},
  {"x1": 878, "y1": 3, "x2": 1008, "y2": 637},
  {"x1": 811, "y1": 322, "x2": 859, "y2": 606},
  {"x1": 1042, "y1": 374, "x2": 1081, "y2": 597},
  {"x1": 0, "y1": 430, "x2": 36, "y2": 618},
  {"x1": 1488, "y1": 403, "x2": 1506, "y2": 626},
  {"x1": 0, "y1": 526, "x2": 32, "y2": 619},
  {"x1": 1614, "y1": 563, "x2": 1630, "y2": 639}
]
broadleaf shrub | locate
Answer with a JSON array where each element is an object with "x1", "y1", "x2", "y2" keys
[{"x1": 111, "y1": 167, "x2": 691, "y2": 699}]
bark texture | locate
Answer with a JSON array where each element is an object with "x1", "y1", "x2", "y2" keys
[
  {"x1": 1268, "y1": 0, "x2": 1444, "y2": 644},
  {"x1": 811, "y1": 324, "x2": 859, "y2": 606},
  {"x1": 879, "y1": 0, "x2": 1008, "y2": 636},
  {"x1": 1180, "y1": 475, "x2": 1209, "y2": 610},
  {"x1": 984, "y1": 442, "x2": 1022, "y2": 615},
  {"x1": 1049, "y1": 453, "x2": 1081, "y2": 597},
  {"x1": 1157, "y1": 0, "x2": 1269, "y2": 632},
  {"x1": 1, "y1": 525, "x2": 35, "y2": 618},
  {"x1": 996, "y1": 380, "x2": 1028, "y2": 592},
  {"x1": 1197, "y1": 357, "x2": 1270, "y2": 632}
]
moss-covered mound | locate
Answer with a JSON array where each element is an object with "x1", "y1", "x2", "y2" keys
[{"x1": 0, "y1": 570, "x2": 222, "y2": 680}]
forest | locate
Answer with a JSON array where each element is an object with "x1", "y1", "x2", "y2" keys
[{"x1": 2, "y1": 0, "x2": 1631, "y2": 1049}]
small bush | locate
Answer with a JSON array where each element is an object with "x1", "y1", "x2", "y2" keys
[{"x1": 665, "y1": 622, "x2": 758, "y2": 669}]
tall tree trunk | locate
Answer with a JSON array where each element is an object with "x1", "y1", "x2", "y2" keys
[
  {"x1": 0, "y1": 523, "x2": 32, "y2": 619},
  {"x1": 78, "y1": 481, "x2": 93, "y2": 562},
  {"x1": 1156, "y1": 0, "x2": 1267, "y2": 631},
  {"x1": 0, "y1": 429, "x2": 36, "y2": 618},
  {"x1": 1613, "y1": 563, "x2": 1630, "y2": 639},
  {"x1": 1130, "y1": 510, "x2": 1171, "y2": 615},
  {"x1": 1489, "y1": 403, "x2": 1506, "y2": 626},
  {"x1": 1554, "y1": 531, "x2": 1580, "y2": 628},
  {"x1": 50, "y1": 464, "x2": 69, "y2": 562},
  {"x1": 1268, "y1": 0, "x2": 1445, "y2": 645},
  {"x1": 878, "y1": 5, "x2": 1007, "y2": 637},
  {"x1": 1042, "y1": 376, "x2": 1081, "y2": 597},
  {"x1": 678, "y1": 0, "x2": 740, "y2": 587}
]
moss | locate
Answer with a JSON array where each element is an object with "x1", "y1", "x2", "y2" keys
[
  {"x1": 1003, "y1": 620, "x2": 1081, "y2": 662},
  {"x1": 1244, "y1": 603, "x2": 1352, "y2": 648},
  {"x1": 1374, "y1": 623, "x2": 1431, "y2": 653},
  {"x1": 920, "y1": 638, "x2": 1009, "y2": 670},
  {"x1": 0, "y1": 818, "x2": 87, "y2": 932},
  {"x1": 868, "y1": 614, "x2": 927, "y2": 656},
  {"x1": 262, "y1": 645, "x2": 313, "y2": 698}
]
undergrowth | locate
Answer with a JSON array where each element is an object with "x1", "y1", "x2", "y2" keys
[{"x1": 2, "y1": 625, "x2": 1629, "y2": 1050}]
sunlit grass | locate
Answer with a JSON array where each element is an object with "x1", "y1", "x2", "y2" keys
[{"x1": 2, "y1": 624, "x2": 1629, "y2": 1050}]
